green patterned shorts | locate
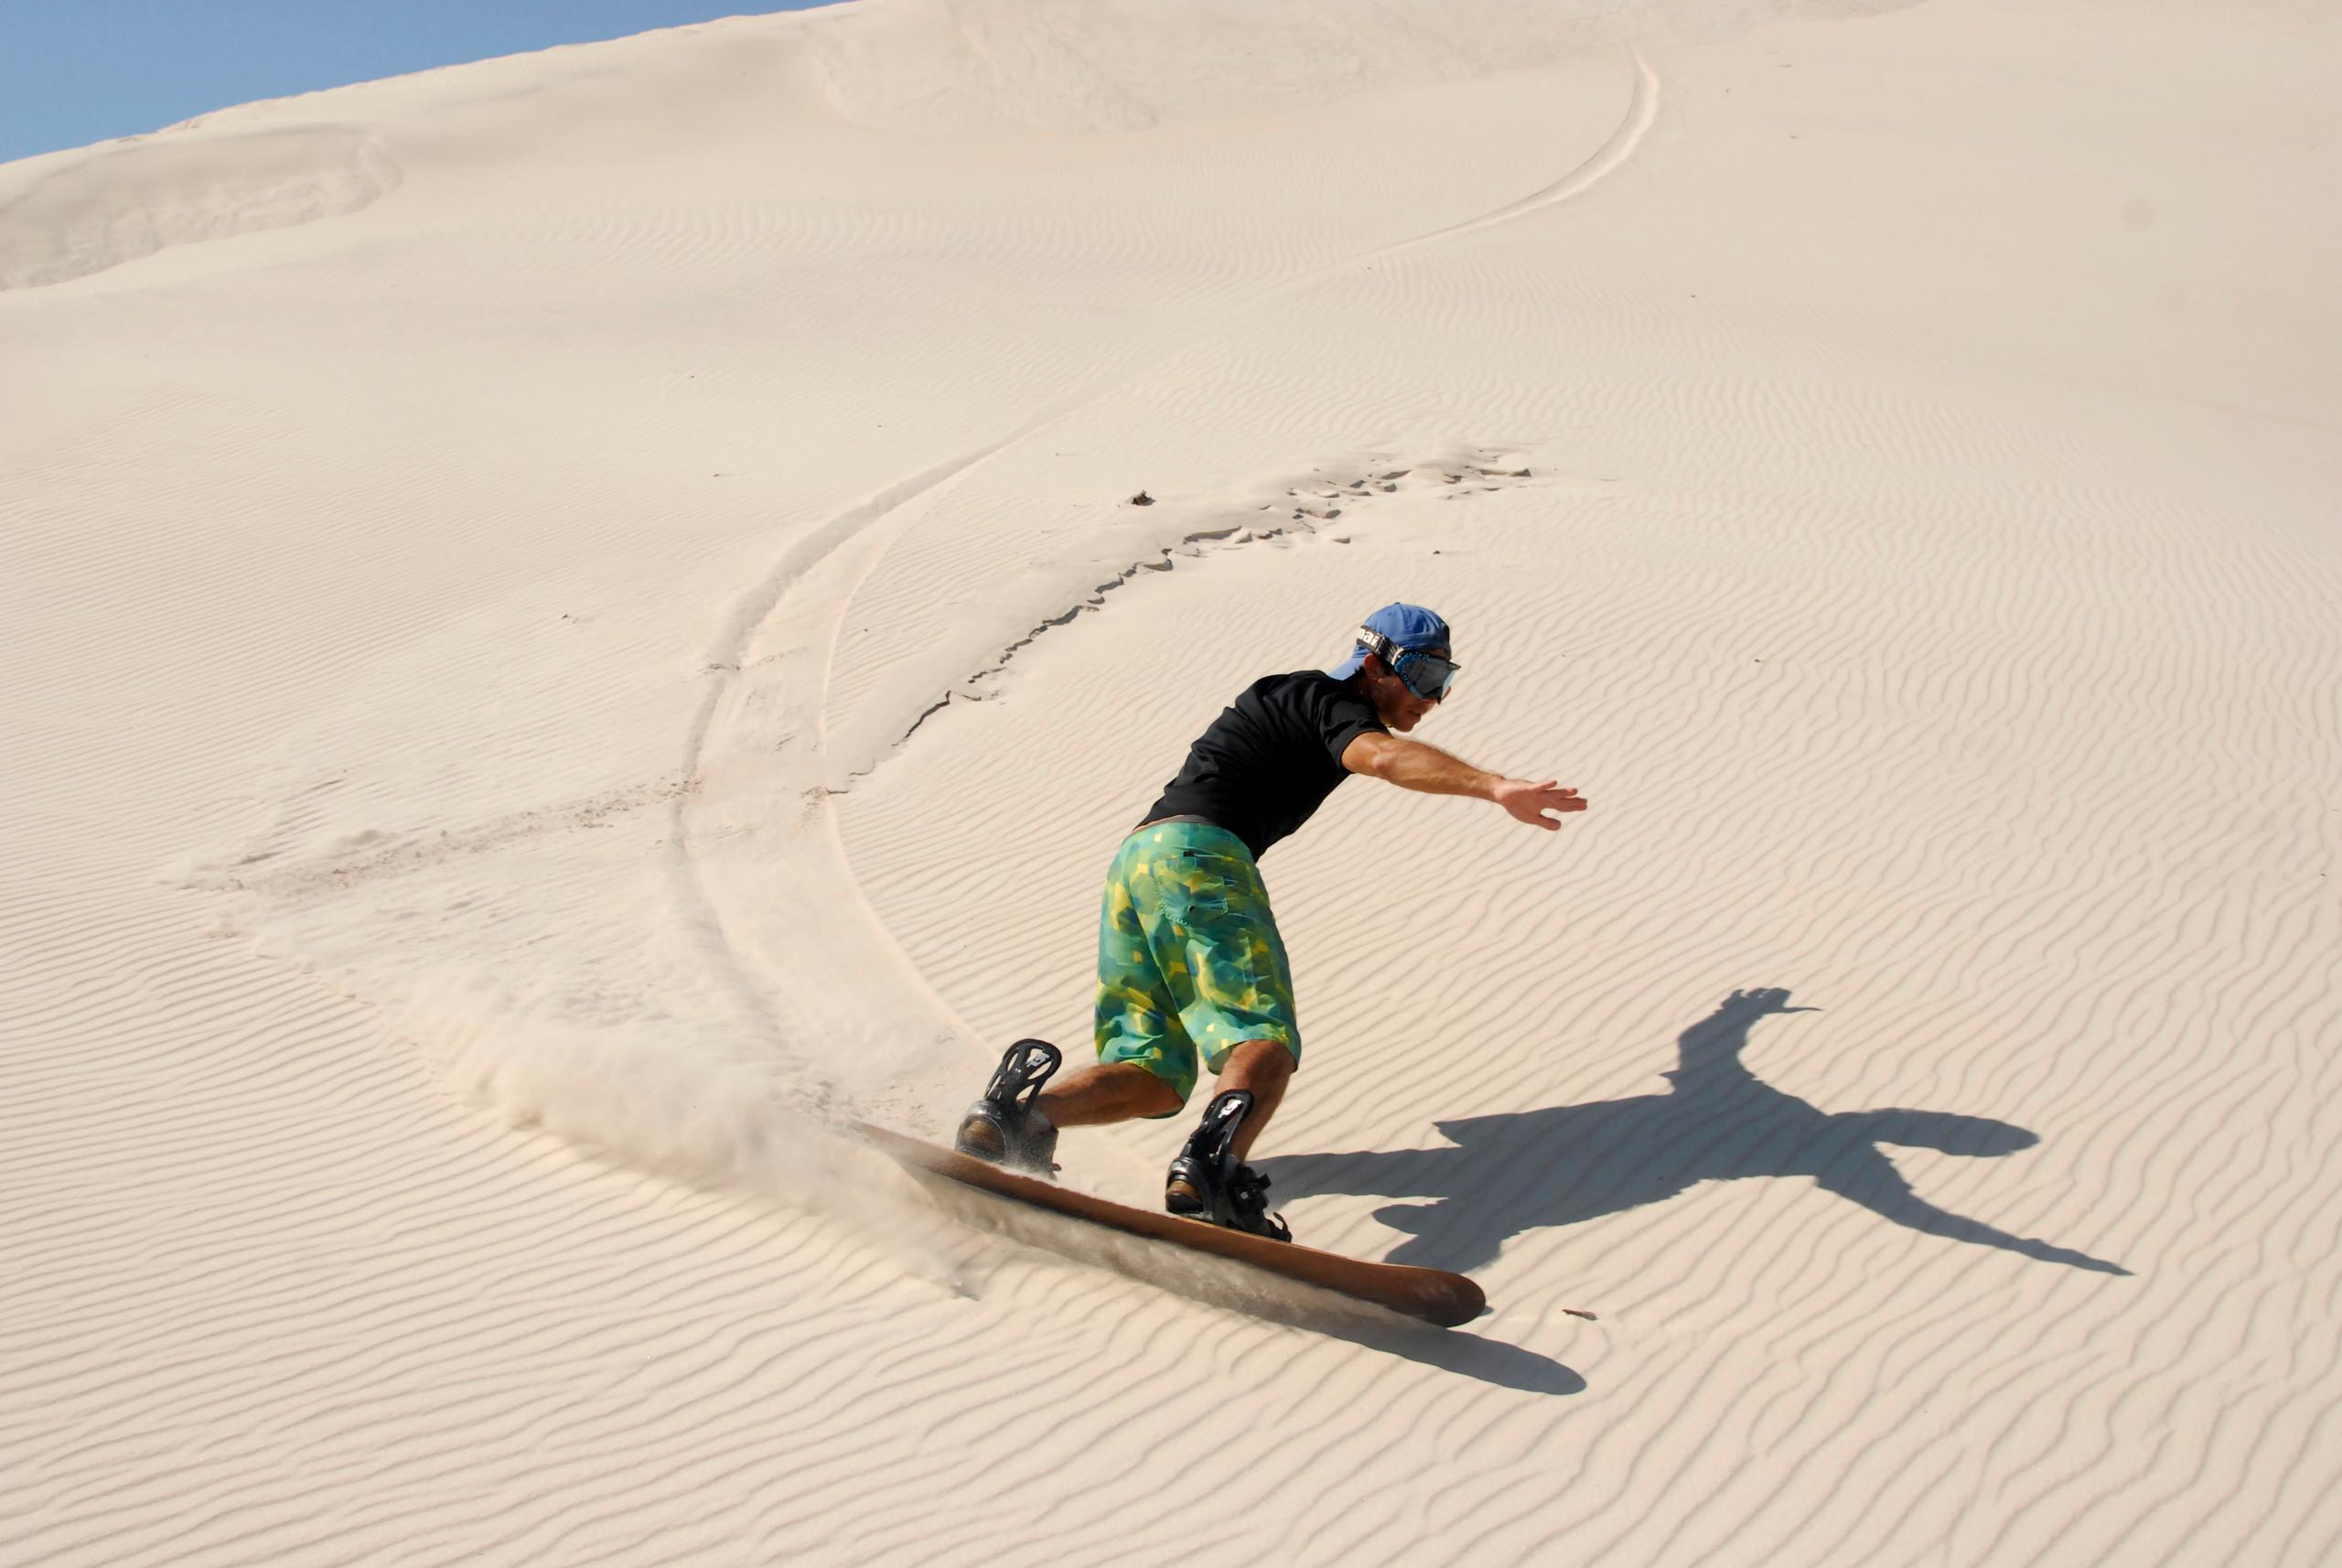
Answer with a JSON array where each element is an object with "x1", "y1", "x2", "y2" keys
[{"x1": 1093, "y1": 820, "x2": 1301, "y2": 1110}]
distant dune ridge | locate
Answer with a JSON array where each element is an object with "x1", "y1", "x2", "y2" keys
[
  {"x1": 3, "y1": 1, "x2": 2337, "y2": 1565},
  {"x1": 0, "y1": 126, "x2": 401, "y2": 289}
]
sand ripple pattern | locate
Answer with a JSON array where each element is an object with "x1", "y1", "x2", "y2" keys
[
  {"x1": 5, "y1": 3, "x2": 2339, "y2": 1567},
  {"x1": 837, "y1": 444, "x2": 2342, "y2": 1567},
  {"x1": 810, "y1": 46, "x2": 2339, "y2": 1568}
]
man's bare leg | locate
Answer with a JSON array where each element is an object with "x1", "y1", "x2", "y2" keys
[
  {"x1": 1038, "y1": 1061, "x2": 1182, "y2": 1127},
  {"x1": 1036, "y1": 1039, "x2": 1293, "y2": 1156},
  {"x1": 1214, "y1": 1038, "x2": 1295, "y2": 1164}
]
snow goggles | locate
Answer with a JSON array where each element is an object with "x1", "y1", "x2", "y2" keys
[{"x1": 1356, "y1": 627, "x2": 1459, "y2": 702}]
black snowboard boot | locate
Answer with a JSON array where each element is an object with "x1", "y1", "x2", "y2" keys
[
  {"x1": 1164, "y1": 1089, "x2": 1291, "y2": 1242},
  {"x1": 954, "y1": 1038, "x2": 1061, "y2": 1176}
]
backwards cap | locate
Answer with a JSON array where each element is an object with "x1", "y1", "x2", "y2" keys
[{"x1": 1328, "y1": 602, "x2": 1453, "y2": 681}]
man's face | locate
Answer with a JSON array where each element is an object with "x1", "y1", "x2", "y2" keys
[{"x1": 1365, "y1": 644, "x2": 1449, "y2": 732}]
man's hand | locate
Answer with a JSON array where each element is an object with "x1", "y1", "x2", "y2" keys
[
  {"x1": 1344, "y1": 735, "x2": 1589, "y2": 829},
  {"x1": 1493, "y1": 778, "x2": 1585, "y2": 830}
]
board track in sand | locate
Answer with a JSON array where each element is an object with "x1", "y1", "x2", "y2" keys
[{"x1": 4, "y1": 2, "x2": 2339, "y2": 1566}]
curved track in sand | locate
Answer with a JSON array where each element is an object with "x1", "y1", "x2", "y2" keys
[
  {"x1": 8, "y1": 4, "x2": 2341, "y2": 1565},
  {"x1": 676, "y1": 51, "x2": 1660, "y2": 1081}
]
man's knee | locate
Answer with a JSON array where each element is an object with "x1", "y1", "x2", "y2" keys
[
  {"x1": 1133, "y1": 1071, "x2": 1186, "y2": 1116},
  {"x1": 1222, "y1": 1036, "x2": 1296, "y2": 1083}
]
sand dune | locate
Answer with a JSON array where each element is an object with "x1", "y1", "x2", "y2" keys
[
  {"x1": 0, "y1": 126, "x2": 400, "y2": 290},
  {"x1": 4, "y1": 1, "x2": 2337, "y2": 1563}
]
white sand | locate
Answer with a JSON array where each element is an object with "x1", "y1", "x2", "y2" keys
[{"x1": 5, "y1": 1, "x2": 2338, "y2": 1563}]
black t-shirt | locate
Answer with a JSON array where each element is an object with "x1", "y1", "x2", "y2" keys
[{"x1": 1142, "y1": 671, "x2": 1389, "y2": 860}]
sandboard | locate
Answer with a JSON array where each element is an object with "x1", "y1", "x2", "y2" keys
[{"x1": 855, "y1": 1121, "x2": 1486, "y2": 1327}]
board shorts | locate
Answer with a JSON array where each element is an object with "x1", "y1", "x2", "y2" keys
[{"x1": 1093, "y1": 819, "x2": 1301, "y2": 1111}]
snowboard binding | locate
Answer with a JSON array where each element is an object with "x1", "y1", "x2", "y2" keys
[
  {"x1": 954, "y1": 1038, "x2": 1062, "y2": 1176},
  {"x1": 1165, "y1": 1089, "x2": 1291, "y2": 1243}
]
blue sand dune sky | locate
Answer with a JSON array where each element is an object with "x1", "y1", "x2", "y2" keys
[{"x1": 1, "y1": 1, "x2": 834, "y2": 166}]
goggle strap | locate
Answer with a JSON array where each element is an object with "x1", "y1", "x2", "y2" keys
[{"x1": 1354, "y1": 626, "x2": 1457, "y2": 697}]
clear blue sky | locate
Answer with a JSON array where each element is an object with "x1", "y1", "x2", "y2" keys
[{"x1": 1, "y1": 2, "x2": 838, "y2": 166}]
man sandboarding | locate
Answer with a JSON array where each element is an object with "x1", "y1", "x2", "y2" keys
[{"x1": 954, "y1": 603, "x2": 1588, "y2": 1242}]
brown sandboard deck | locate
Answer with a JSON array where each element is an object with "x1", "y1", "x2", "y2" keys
[{"x1": 854, "y1": 1121, "x2": 1486, "y2": 1328}]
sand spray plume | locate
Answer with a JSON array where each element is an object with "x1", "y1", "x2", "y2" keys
[{"x1": 397, "y1": 972, "x2": 978, "y2": 1290}]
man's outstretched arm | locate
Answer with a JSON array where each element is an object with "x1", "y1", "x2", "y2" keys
[{"x1": 1340, "y1": 732, "x2": 1587, "y2": 830}]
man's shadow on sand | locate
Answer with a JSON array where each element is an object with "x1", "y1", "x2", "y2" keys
[{"x1": 1266, "y1": 987, "x2": 2129, "y2": 1279}]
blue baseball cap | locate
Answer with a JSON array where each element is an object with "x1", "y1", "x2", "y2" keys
[{"x1": 1329, "y1": 603, "x2": 1453, "y2": 680}]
